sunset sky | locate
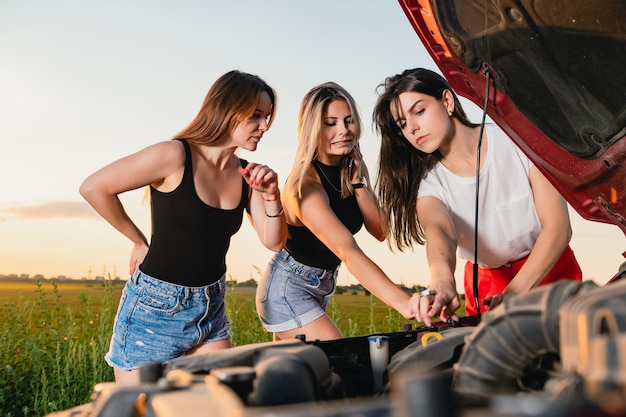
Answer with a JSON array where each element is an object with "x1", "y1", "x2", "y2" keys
[{"x1": 1, "y1": 0, "x2": 624, "y2": 291}]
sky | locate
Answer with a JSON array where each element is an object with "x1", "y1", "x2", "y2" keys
[{"x1": 0, "y1": 0, "x2": 624, "y2": 291}]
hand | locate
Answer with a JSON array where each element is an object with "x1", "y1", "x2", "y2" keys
[
  {"x1": 482, "y1": 293, "x2": 505, "y2": 311},
  {"x1": 408, "y1": 283, "x2": 460, "y2": 327},
  {"x1": 348, "y1": 144, "x2": 364, "y2": 183},
  {"x1": 129, "y1": 241, "x2": 149, "y2": 275},
  {"x1": 240, "y1": 162, "x2": 280, "y2": 196}
]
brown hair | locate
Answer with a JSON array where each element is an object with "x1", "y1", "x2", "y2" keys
[
  {"x1": 173, "y1": 70, "x2": 276, "y2": 146},
  {"x1": 373, "y1": 68, "x2": 478, "y2": 251}
]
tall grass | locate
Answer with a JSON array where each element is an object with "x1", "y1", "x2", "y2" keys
[
  {"x1": 0, "y1": 281, "x2": 116, "y2": 417},
  {"x1": 0, "y1": 279, "x2": 420, "y2": 417}
]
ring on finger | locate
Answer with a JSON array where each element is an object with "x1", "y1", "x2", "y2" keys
[{"x1": 420, "y1": 289, "x2": 437, "y2": 297}]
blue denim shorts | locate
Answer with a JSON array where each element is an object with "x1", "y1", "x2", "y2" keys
[
  {"x1": 255, "y1": 249, "x2": 338, "y2": 333},
  {"x1": 105, "y1": 268, "x2": 230, "y2": 371}
]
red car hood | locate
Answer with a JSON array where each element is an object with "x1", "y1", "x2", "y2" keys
[{"x1": 398, "y1": 0, "x2": 626, "y2": 256}]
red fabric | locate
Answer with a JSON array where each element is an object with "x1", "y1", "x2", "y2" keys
[{"x1": 463, "y1": 245, "x2": 582, "y2": 315}]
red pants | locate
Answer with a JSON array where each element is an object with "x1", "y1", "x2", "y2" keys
[{"x1": 463, "y1": 245, "x2": 582, "y2": 315}]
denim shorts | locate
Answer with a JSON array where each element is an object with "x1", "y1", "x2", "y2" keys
[
  {"x1": 255, "y1": 249, "x2": 338, "y2": 333},
  {"x1": 105, "y1": 268, "x2": 230, "y2": 371}
]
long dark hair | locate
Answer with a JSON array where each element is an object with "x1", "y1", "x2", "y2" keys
[{"x1": 373, "y1": 68, "x2": 477, "y2": 251}]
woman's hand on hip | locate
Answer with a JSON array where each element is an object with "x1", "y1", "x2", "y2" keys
[{"x1": 129, "y1": 241, "x2": 149, "y2": 275}]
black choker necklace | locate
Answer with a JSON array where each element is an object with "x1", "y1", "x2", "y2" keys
[{"x1": 313, "y1": 160, "x2": 341, "y2": 193}]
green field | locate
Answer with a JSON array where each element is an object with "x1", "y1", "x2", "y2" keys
[{"x1": 0, "y1": 279, "x2": 429, "y2": 417}]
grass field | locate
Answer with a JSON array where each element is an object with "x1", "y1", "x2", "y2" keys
[
  {"x1": 0, "y1": 281, "x2": 120, "y2": 417},
  {"x1": 0, "y1": 279, "x2": 442, "y2": 417}
]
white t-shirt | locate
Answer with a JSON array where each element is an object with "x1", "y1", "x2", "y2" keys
[{"x1": 417, "y1": 124, "x2": 541, "y2": 268}]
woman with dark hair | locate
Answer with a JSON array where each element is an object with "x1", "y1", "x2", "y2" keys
[
  {"x1": 256, "y1": 82, "x2": 417, "y2": 342},
  {"x1": 373, "y1": 68, "x2": 582, "y2": 326},
  {"x1": 80, "y1": 70, "x2": 287, "y2": 384}
]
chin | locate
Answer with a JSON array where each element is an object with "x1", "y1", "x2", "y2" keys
[{"x1": 331, "y1": 147, "x2": 351, "y2": 155}]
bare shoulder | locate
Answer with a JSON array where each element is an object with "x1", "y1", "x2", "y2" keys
[
  {"x1": 130, "y1": 140, "x2": 185, "y2": 168},
  {"x1": 299, "y1": 168, "x2": 327, "y2": 200},
  {"x1": 298, "y1": 171, "x2": 333, "y2": 215},
  {"x1": 124, "y1": 140, "x2": 187, "y2": 190},
  {"x1": 283, "y1": 168, "x2": 328, "y2": 224},
  {"x1": 144, "y1": 140, "x2": 185, "y2": 158},
  {"x1": 417, "y1": 196, "x2": 451, "y2": 225}
]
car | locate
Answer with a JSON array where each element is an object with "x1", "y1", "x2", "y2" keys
[
  {"x1": 47, "y1": 1, "x2": 626, "y2": 416},
  {"x1": 393, "y1": 1, "x2": 626, "y2": 415},
  {"x1": 398, "y1": 0, "x2": 626, "y2": 234}
]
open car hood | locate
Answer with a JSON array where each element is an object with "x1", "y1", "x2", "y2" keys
[{"x1": 398, "y1": 0, "x2": 626, "y2": 251}]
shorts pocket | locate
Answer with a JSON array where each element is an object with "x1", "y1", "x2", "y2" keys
[
  {"x1": 284, "y1": 271, "x2": 320, "y2": 304},
  {"x1": 290, "y1": 270, "x2": 322, "y2": 289},
  {"x1": 256, "y1": 264, "x2": 275, "y2": 304},
  {"x1": 113, "y1": 288, "x2": 128, "y2": 320},
  {"x1": 321, "y1": 274, "x2": 337, "y2": 307},
  {"x1": 135, "y1": 287, "x2": 181, "y2": 315}
]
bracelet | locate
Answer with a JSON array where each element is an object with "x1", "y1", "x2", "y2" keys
[
  {"x1": 262, "y1": 194, "x2": 280, "y2": 202},
  {"x1": 352, "y1": 176, "x2": 367, "y2": 190},
  {"x1": 265, "y1": 207, "x2": 284, "y2": 218}
]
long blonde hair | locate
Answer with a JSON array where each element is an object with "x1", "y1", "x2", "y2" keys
[{"x1": 287, "y1": 82, "x2": 362, "y2": 198}]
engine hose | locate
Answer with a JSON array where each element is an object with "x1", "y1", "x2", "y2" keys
[{"x1": 452, "y1": 280, "x2": 599, "y2": 397}]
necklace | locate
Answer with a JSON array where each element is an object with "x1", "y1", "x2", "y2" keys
[{"x1": 313, "y1": 160, "x2": 342, "y2": 193}]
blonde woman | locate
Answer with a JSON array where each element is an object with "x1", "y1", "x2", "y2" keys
[{"x1": 256, "y1": 82, "x2": 417, "y2": 342}]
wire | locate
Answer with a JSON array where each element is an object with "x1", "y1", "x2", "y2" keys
[{"x1": 472, "y1": 66, "x2": 492, "y2": 324}]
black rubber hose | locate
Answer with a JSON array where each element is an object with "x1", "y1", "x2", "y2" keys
[{"x1": 452, "y1": 280, "x2": 599, "y2": 397}]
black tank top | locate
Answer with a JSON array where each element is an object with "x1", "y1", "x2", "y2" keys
[
  {"x1": 141, "y1": 139, "x2": 249, "y2": 286},
  {"x1": 285, "y1": 160, "x2": 363, "y2": 270}
]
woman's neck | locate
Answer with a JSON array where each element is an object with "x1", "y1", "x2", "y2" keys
[
  {"x1": 191, "y1": 142, "x2": 236, "y2": 170},
  {"x1": 315, "y1": 154, "x2": 343, "y2": 166},
  {"x1": 439, "y1": 124, "x2": 485, "y2": 176}
]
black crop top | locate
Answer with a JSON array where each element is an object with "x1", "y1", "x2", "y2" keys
[
  {"x1": 140, "y1": 139, "x2": 249, "y2": 286},
  {"x1": 285, "y1": 160, "x2": 363, "y2": 270}
]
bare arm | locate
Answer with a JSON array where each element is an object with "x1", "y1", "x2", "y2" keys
[
  {"x1": 503, "y1": 166, "x2": 572, "y2": 294},
  {"x1": 242, "y1": 162, "x2": 288, "y2": 252},
  {"x1": 411, "y1": 196, "x2": 461, "y2": 326},
  {"x1": 291, "y1": 181, "x2": 412, "y2": 318},
  {"x1": 79, "y1": 141, "x2": 185, "y2": 274},
  {"x1": 353, "y1": 174, "x2": 385, "y2": 242},
  {"x1": 349, "y1": 147, "x2": 385, "y2": 241}
]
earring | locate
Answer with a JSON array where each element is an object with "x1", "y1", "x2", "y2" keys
[{"x1": 448, "y1": 110, "x2": 453, "y2": 116}]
